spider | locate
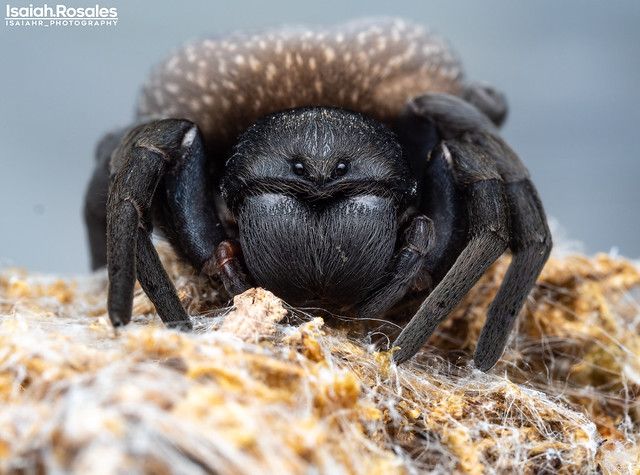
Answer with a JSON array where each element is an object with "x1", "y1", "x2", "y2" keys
[{"x1": 84, "y1": 18, "x2": 551, "y2": 371}]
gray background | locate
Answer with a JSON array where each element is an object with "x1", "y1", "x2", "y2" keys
[{"x1": 1, "y1": 0, "x2": 638, "y2": 274}]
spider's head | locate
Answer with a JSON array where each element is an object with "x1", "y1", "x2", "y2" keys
[
  {"x1": 222, "y1": 107, "x2": 415, "y2": 207},
  {"x1": 220, "y1": 107, "x2": 416, "y2": 309}
]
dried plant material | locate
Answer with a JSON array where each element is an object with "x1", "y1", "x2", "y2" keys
[
  {"x1": 0, "y1": 244, "x2": 639, "y2": 474},
  {"x1": 219, "y1": 288, "x2": 287, "y2": 342}
]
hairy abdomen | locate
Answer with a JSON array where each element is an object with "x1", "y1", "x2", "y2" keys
[
  {"x1": 238, "y1": 194, "x2": 398, "y2": 309},
  {"x1": 137, "y1": 18, "x2": 464, "y2": 150}
]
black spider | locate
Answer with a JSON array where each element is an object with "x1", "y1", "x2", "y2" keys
[{"x1": 84, "y1": 18, "x2": 551, "y2": 370}]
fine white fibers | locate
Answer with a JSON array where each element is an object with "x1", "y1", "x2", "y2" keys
[{"x1": 2, "y1": 244, "x2": 640, "y2": 473}]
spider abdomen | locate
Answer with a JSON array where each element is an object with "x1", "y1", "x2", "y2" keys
[
  {"x1": 137, "y1": 18, "x2": 464, "y2": 151},
  {"x1": 238, "y1": 193, "x2": 398, "y2": 309}
]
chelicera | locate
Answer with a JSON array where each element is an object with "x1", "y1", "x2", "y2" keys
[{"x1": 84, "y1": 18, "x2": 551, "y2": 370}]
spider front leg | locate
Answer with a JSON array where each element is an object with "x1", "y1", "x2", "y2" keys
[
  {"x1": 104, "y1": 119, "x2": 250, "y2": 329},
  {"x1": 393, "y1": 94, "x2": 552, "y2": 370}
]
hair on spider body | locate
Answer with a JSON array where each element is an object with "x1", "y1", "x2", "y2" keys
[
  {"x1": 86, "y1": 18, "x2": 551, "y2": 371},
  {"x1": 221, "y1": 107, "x2": 416, "y2": 308}
]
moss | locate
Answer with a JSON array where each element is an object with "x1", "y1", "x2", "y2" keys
[{"x1": 0, "y1": 246, "x2": 638, "y2": 474}]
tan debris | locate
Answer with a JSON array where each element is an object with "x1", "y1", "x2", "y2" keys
[{"x1": 0, "y1": 246, "x2": 638, "y2": 474}]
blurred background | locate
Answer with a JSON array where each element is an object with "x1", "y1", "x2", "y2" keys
[{"x1": 0, "y1": 0, "x2": 638, "y2": 273}]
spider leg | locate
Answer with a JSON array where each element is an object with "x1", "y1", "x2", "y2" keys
[
  {"x1": 107, "y1": 192, "x2": 141, "y2": 326},
  {"x1": 393, "y1": 165, "x2": 509, "y2": 364},
  {"x1": 97, "y1": 119, "x2": 253, "y2": 328},
  {"x1": 84, "y1": 128, "x2": 128, "y2": 270},
  {"x1": 156, "y1": 125, "x2": 224, "y2": 272},
  {"x1": 463, "y1": 81, "x2": 508, "y2": 127},
  {"x1": 107, "y1": 119, "x2": 197, "y2": 327},
  {"x1": 357, "y1": 215, "x2": 434, "y2": 319},
  {"x1": 106, "y1": 118, "x2": 242, "y2": 328},
  {"x1": 136, "y1": 228, "x2": 191, "y2": 329},
  {"x1": 393, "y1": 93, "x2": 551, "y2": 369},
  {"x1": 474, "y1": 179, "x2": 551, "y2": 370}
]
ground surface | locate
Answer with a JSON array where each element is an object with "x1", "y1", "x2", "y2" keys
[{"x1": 0, "y1": 244, "x2": 639, "y2": 474}]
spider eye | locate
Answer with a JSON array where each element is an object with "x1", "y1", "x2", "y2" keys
[
  {"x1": 292, "y1": 160, "x2": 305, "y2": 176},
  {"x1": 334, "y1": 160, "x2": 349, "y2": 177}
]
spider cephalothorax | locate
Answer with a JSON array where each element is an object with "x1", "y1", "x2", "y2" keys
[
  {"x1": 221, "y1": 108, "x2": 414, "y2": 308},
  {"x1": 85, "y1": 18, "x2": 551, "y2": 370}
]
